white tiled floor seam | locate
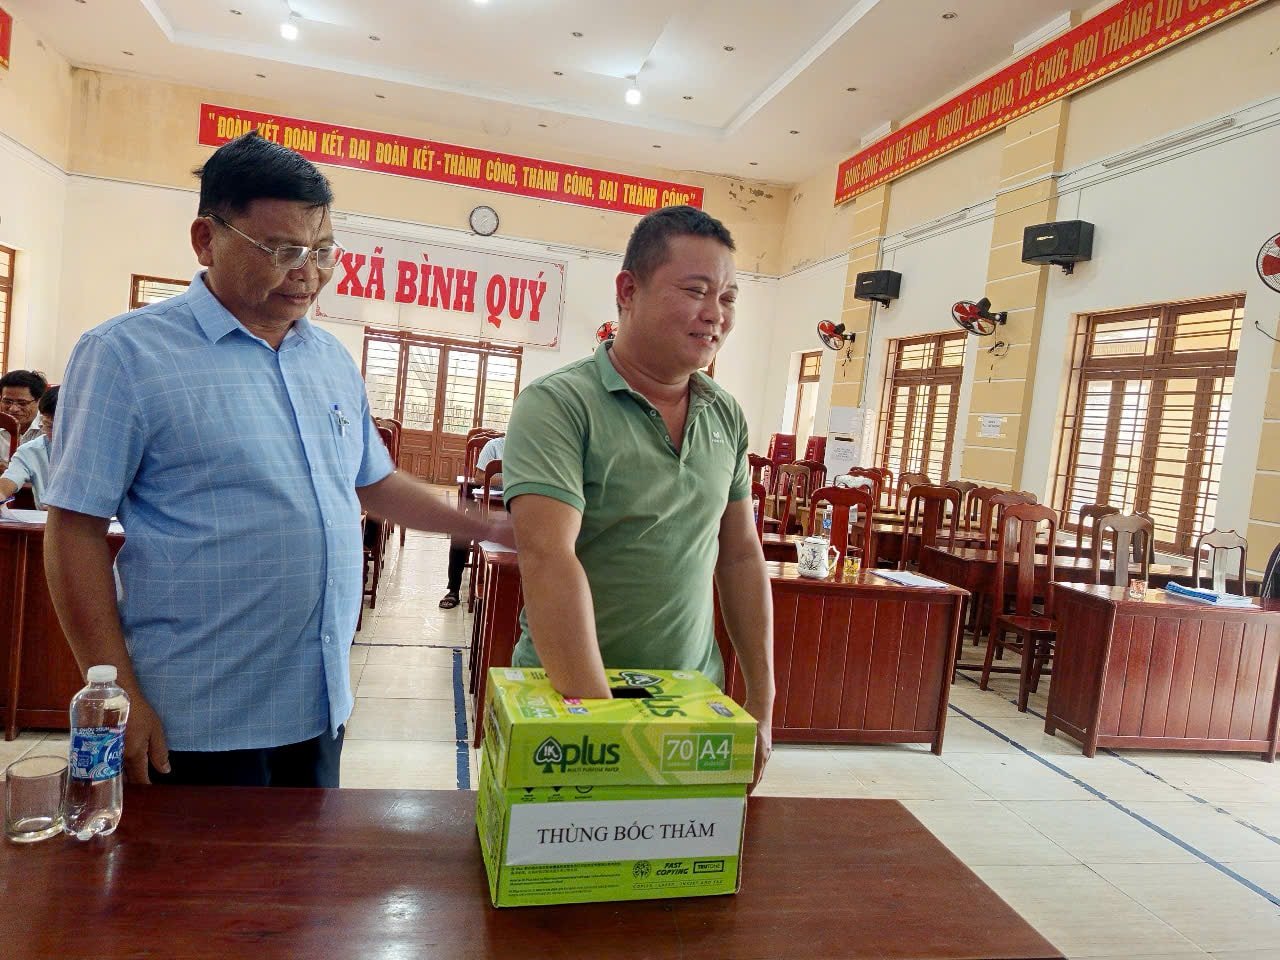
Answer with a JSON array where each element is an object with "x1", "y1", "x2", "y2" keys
[{"x1": 948, "y1": 675, "x2": 1280, "y2": 909}]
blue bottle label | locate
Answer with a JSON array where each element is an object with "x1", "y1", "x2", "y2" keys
[{"x1": 69, "y1": 726, "x2": 125, "y2": 781}]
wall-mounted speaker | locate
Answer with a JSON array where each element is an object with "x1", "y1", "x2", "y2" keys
[
  {"x1": 1022, "y1": 220, "x2": 1094, "y2": 274},
  {"x1": 854, "y1": 269, "x2": 902, "y2": 307}
]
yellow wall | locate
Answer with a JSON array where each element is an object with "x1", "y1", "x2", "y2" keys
[
  {"x1": 67, "y1": 70, "x2": 793, "y2": 276},
  {"x1": 0, "y1": 14, "x2": 73, "y2": 167}
]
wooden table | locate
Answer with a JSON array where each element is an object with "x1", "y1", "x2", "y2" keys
[
  {"x1": 1046, "y1": 583, "x2": 1280, "y2": 759},
  {"x1": 0, "y1": 519, "x2": 123, "y2": 739},
  {"x1": 0, "y1": 787, "x2": 1062, "y2": 960},
  {"x1": 718, "y1": 564, "x2": 968, "y2": 753},
  {"x1": 469, "y1": 541, "x2": 523, "y2": 747}
]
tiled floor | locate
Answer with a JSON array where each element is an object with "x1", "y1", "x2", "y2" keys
[{"x1": 7, "y1": 529, "x2": 1279, "y2": 958}]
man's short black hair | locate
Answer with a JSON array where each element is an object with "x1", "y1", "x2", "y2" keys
[
  {"x1": 195, "y1": 131, "x2": 334, "y2": 218},
  {"x1": 0, "y1": 369, "x2": 47, "y2": 400},
  {"x1": 38, "y1": 384, "x2": 58, "y2": 417},
  {"x1": 621, "y1": 205, "x2": 735, "y2": 283}
]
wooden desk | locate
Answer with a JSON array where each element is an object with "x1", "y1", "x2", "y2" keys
[
  {"x1": 0, "y1": 787, "x2": 1062, "y2": 960},
  {"x1": 469, "y1": 542, "x2": 523, "y2": 747},
  {"x1": 0, "y1": 519, "x2": 123, "y2": 739},
  {"x1": 1046, "y1": 583, "x2": 1280, "y2": 759},
  {"x1": 719, "y1": 565, "x2": 967, "y2": 753}
]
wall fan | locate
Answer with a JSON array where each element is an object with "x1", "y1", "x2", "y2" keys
[
  {"x1": 596, "y1": 320, "x2": 618, "y2": 344},
  {"x1": 817, "y1": 320, "x2": 849, "y2": 350},
  {"x1": 951, "y1": 298, "x2": 1007, "y2": 337}
]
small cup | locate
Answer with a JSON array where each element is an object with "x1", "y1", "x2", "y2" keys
[
  {"x1": 1127, "y1": 577, "x2": 1147, "y2": 601},
  {"x1": 5, "y1": 755, "x2": 67, "y2": 843},
  {"x1": 844, "y1": 548, "x2": 863, "y2": 578}
]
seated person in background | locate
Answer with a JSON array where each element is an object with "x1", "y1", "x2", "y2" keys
[
  {"x1": 439, "y1": 433, "x2": 505, "y2": 609},
  {"x1": 0, "y1": 369, "x2": 48, "y2": 467},
  {"x1": 0, "y1": 385, "x2": 57, "y2": 508}
]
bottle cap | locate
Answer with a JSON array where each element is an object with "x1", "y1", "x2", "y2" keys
[{"x1": 86, "y1": 665, "x2": 118, "y2": 683}]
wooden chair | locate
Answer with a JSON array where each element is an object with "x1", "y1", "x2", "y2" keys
[
  {"x1": 803, "y1": 435, "x2": 827, "y2": 464},
  {"x1": 980, "y1": 503, "x2": 1059, "y2": 712},
  {"x1": 0, "y1": 411, "x2": 19, "y2": 459},
  {"x1": 767, "y1": 433, "x2": 797, "y2": 466},
  {"x1": 748, "y1": 453, "x2": 776, "y2": 495},
  {"x1": 1074, "y1": 503, "x2": 1118, "y2": 559},
  {"x1": 901, "y1": 485, "x2": 961, "y2": 570},
  {"x1": 750, "y1": 481, "x2": 768, "y2": 543},
  {"x1": 1192, "y1": 529, "x2": 1248, "y2": 593},
  {"x1": 943, "y1": 480, "x2": 978, "y2": 528},
  {"x1": 868, "y1": 467, "x2": 893, "y2": 509},
  {"x1": 774, "y1": 463, "x2": 812, "y2": 535},
  {"x1": 467, "y1": 459, "x2": 504, "y2": 612},
  {"x1": 845, "y1": 468, "x2": 884, "y2": 509},
  {"x1": 1089, "y1": 512, "x2": 1154, "y2": 586},
  {"x1": 794, "y1": 459, "x2": 828, "y2": 529},
  {"x1": 806, "y1": 485, "x2": 876, "y2": 566},
  {"x1": 977, "y1": 490, "x2": 1038, "y2": 548},
  {"x1": 895, "y1": 472, "x2": 931, "y2": 511}
]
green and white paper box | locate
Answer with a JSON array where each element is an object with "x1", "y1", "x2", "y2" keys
[{"x1": 476, "y1": 667, "x2": 757, "y2": 907}]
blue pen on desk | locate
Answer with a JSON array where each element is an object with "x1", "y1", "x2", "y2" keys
[{"x1": 331, "y1": 403, "x2": 350, "y2": 437}]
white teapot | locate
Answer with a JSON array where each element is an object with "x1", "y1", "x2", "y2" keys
[{"x1": 796, "y1": 536, "x2": 839, "y2": 579}]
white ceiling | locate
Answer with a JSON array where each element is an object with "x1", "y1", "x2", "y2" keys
[{"x1": 10, "y1": 0, "x2": 1074, "y2": 184}]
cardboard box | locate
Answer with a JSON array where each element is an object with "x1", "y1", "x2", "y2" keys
[{"x1": 476, "y1": 667, "x2": 757, "y2": 907}]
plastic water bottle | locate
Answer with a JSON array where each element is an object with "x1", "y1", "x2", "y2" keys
[
  {"x1": 65, "y1": 665, "x2": 130, "y2": 840},
  {"x1": 821, "y1": 506, "x2": 833, "y2": 540}
]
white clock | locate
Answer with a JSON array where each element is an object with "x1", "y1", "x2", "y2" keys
[{"x1": 469, "y1": 205, "x2": 499, "y2": 237}]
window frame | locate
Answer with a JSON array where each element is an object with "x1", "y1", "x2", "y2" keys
[
  {"x1": 876, "y1": 331, "x2": 965, "y2": 482},
  {"x1": 129, "y1": 274, "x2": 190, "y2": 310},
  {"x1": 0, "y1": 244, "x2": 15, "y2": 372},
  {"x1": 1052, "y1": 295, "x2": 1244, "y2": 556}
]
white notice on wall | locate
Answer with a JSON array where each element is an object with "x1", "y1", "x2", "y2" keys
[
  {"x1": 978, "y1": 415, "x2": 1005, "y2": 439},
  {"x1": 825, "y1": 436, "x2": 861, "y2": 477}
]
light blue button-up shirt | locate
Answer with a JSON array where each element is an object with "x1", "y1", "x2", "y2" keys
[{"x1": 45, "y1": 273, "x2": 394, "y2": 751}]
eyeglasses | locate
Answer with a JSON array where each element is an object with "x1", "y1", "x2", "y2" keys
[
  {"x1": 0, "y1": 397, "x2": 36, "y2": 409},
  {"x1": 205, "y1": 213, "x2": 344, "y2": 271}
]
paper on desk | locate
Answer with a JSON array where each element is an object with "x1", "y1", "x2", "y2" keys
[
  {"x1": 1, "y1": 506, "x2": 124, "y2": 535},
  {"x1": 870, "y1": 569, "x2": 947, "y2": 589},
  {"x1": 1164, "y1": 581, "x2": 1253, "y2": 607},
  {"x1": 1, "y1": 506, "x2": 48, "y2": 524}
]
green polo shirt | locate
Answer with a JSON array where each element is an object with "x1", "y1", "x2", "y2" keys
[{"x1": 503, "y1": 342, "x2": 750, "y2": 688}]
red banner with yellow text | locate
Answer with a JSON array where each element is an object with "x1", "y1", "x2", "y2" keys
[
  {"x1": 198, "y1": 103, "x2": 703, "y2": 217},
  {"x1": 0, "y1": 7, "x2": 14, "y2": 72},
  {"x1": 835, "y1": 0, "x2": 1269, "y2": 205}
]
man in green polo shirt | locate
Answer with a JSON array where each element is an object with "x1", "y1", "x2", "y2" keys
[{"x1": 503, "y1": 205, "x2": 774, "y2": 787}]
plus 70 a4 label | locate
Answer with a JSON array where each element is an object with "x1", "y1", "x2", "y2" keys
[{"x1": 660, "y1": 733, "x2": 733, "y2": 773}]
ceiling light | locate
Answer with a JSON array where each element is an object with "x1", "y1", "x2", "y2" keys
[
  {"x1": 652, "y1": 144, "x2": 661, "y2": 149},
  {"x1": 789, "y1": 129, "x2": 799, "y2": 135},
  {"x1": 846, "y1": 86, "x2": 858, "y2": 92},
  {"x1": 749, "y1": 161, "x2": 759, "y2": 166},
  {"x1": 122, "y1": 50, "x2": 134, "y2": 56},
  {"x1": 229, "y1": 8, "x2": 242, "y2": 14},
  {"x1": 375, "y1": 93, "x2": 386, "y2": 99},
  {"x1": 625, "y1": 79, "x2": 642, "y2": 106},
  {"x1": 280, "y1": 13, "x2": 300, "y2": 40},
  {"x1": 553, "y1": 70, "x2": 563, "y2": 76},
  {"x1": 537, "y1": 123, "x2": 548, "y2": 128},
  {"x1": 683, "y1": 95, "x2": 693, "y2": 101},
  {"x1": 368, "y1": 35, "x2": 381, "y2": 41},
  {"x1": 571, "y1": 31, "x2": 583, "y2": 38},
  {"x1": 942, "y1": 11, "x2": 958, "y2": 19},
  {"x1": 255, "y1": 72, "x2": 266, "y2": 78},
  {"x1": 722, "y1": 45, "x2": 735, "y2": 52}
]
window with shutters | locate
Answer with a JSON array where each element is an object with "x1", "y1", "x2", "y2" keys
[
  {"x1": 0, "y1": 245, "x2": 14, "y2": 371},
  {"x1": 1053, "y1": 296, "x2": 1243, "y2": 555},
  {"x1": 877, "y1": 332, "x2": 965, "y2": 482},
  {"x1": 129, "y1": 275, "x2": 189, "y2": 309}
]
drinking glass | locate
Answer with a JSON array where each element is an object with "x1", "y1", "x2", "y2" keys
[{"x1": 5, "y1": 755, "x2": 67, "y2": 843}]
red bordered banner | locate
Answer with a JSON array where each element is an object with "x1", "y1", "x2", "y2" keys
[
  {"x1": 198, "y1": 103, "x2": 703, "y2": 217},
  {"x1": 0, "y1": 7, "x2": 14, "y2": 72},
  {"x1": 835, "y1": 0, "x2": 1270, "y2": 205}
]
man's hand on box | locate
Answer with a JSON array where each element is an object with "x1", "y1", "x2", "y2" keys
[{"x1": 746, "y1": 707, "x2": 772, "y2": 794}]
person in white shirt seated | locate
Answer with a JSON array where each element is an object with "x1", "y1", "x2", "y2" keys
[
  {"x1": 440, "y1": 434, "x2": 505, "y2": 609},
  {"x1": 0, "y1": 369, "x2": 47, "y2": 468},
  {"x1": 0, "y1": 385, "x2": 56, "y2": 508}
]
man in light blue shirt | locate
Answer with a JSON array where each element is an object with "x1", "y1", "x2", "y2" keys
[{"x1": 44, "y1": 133, "x2": 510, "y2": 789}]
